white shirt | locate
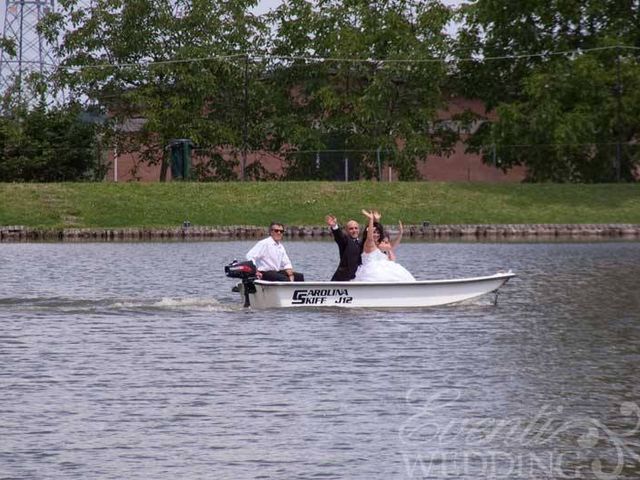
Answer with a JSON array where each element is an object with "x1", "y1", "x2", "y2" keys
[{"x1": 246, "y1": 236, "x2": 293, "y2": 272}]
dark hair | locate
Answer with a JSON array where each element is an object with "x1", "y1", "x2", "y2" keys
[
  {"x1": 361, "y1": 221, "x2": 384, "y2": 253},
  {"x1": 269, "y1": 221, "x2": 284, "y2": 230}
]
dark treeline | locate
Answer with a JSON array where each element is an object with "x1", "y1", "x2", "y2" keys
[{"x1": 1, "y1": 0, "x2": 639, "y2": 182}]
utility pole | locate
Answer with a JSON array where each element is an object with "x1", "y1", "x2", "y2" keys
[{"x1": 0, "y1": 0, "x2": 57, "y2": 104}]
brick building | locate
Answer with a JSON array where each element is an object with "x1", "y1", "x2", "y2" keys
[{"x1": 105, "y1": 97, "x2": 526, "y2": 182}]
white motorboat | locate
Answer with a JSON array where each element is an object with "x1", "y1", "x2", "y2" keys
[{"x1": 225, "y1": 261, "x2": 515, "y2": 309}]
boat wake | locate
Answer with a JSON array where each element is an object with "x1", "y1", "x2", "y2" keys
[
  {"x1": 0, "y1": 295, "x2": 239, "y2": 314},
  {"x1": 115, "y1": 296, "x2": 238, "y2": 312}
]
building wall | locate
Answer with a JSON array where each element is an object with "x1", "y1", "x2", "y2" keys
[
  {"x1": 107, "y1": 150, "x2": 161, "y2": 182},
  {"x1": 104, "y1": 97, "x2": 527, "y2": 182},
  {"x1": 105, "y1": 150, "x2": 287, "y2": 182},
  {"x1": 105, "y1": 143, "x2": 526, "y2": 182},
  {"x1": 418, "y1": 97, "x2": 526, "y2": 182},
  {"x1": 419, "y1": 144, "x2": 526, "y2": 182}
]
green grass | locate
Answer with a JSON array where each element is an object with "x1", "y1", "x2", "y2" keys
[{"x1": 1, "y1": 182, "x2": 639, "y2": 229}]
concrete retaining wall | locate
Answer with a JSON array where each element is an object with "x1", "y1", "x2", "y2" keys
[{"x1": 2, "y1": 224, "x2": 639, "y2": 241}]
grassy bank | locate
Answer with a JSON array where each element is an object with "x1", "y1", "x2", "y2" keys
[{"x1": 1, "y1": 182, "x2": 639, "y2": 229}]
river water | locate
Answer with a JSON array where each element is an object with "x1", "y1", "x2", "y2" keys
[{"x1": 1, "y1": 240, "x2": 639, "y2": 480}]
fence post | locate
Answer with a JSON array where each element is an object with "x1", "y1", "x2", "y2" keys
[{"x1": 344, "y1": 156, "x2": 349, "y2": 182}]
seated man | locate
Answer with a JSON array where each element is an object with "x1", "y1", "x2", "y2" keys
[{"x1": 246, "y1": 222, "x2": 304, "y2": 282}]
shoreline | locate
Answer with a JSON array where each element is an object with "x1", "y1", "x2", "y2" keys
[{"x1": 2, "y1": 224, "x2": 640, "y2": 241}]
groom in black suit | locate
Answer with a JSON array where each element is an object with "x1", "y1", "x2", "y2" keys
[{"x1": 325, "y1": 215, "x2": 361, "y2": 281}]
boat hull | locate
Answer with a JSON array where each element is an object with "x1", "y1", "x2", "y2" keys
[{"x1": 236, "y1": 271, "x2": 515, "y2": 309}]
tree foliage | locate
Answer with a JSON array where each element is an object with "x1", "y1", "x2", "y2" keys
[
  {"x1": 457, "y1": 0, "x2": 640, "y2": 182},
  {"x1": 43, "y1": 0, "x2": 273, "y2": 181},
  {"x1": 3, "y1": 0, "x2": 638, "y2": 182},
  {"x1": 38, "y1": 0, "x2": 460, "y2": 181},
  {"x1": 268, "y1": 0, "x2": 458, "y2": 179},
  {"x1": 0, "y1": 103, "x2": 102, "y2": 181}
]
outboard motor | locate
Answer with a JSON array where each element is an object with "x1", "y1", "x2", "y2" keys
[
  {"x1": 225, "y1": 259, "x2": 257, "y2": 280},
  {"x1": 224, "y1": 260, "x2": 257, "y2": 307}
]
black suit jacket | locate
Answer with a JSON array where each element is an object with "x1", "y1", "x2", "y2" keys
[{"x1": 330, "y1": 226, "x2": 362, "y2": 281}]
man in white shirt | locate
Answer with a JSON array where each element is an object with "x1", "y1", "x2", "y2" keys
[{"x1": 246, "y1": 222, "x2": 305, "y2": 282}]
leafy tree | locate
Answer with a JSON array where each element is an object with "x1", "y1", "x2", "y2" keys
[
  {"x1": 42, "y1": 0, "x2": 276, "y2": 181},
  {"x1": 267, "y1": 0, "x2": 458, "y2": 180},
  {"x1": 455, "y1": 0, "x2": 640, "y2": 182},
  {"x1": 36, "y1": 0, "x2": 464, "y2": 181},
  {"x1": 0, "y1": 103, "x2": 102, "y2": 181}
]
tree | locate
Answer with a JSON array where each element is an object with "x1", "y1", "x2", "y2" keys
[
  {"x1": 0, "y1": 103, "x2": 102, "y2": 181},
  {"x1": 40, "y1": 0, "x2": 462, "y2": 181},
  {"x1": 266, "y1": 0, "x2": 459, "y2": 180},
  {"x1": 42, "y1": 0, "x2": 275, "y2": 181},
  {"x1": 455, "y1": 0, "x2": 640, "y2": 182}
]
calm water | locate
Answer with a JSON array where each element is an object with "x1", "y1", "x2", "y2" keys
[{"x1": 1, "y1": 240, "x2": 639, "y2": 480}]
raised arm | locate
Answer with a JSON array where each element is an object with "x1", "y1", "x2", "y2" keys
[
  {"x1": 391, "y1": 220, "x2": 403, "y2": 249},
  {"x1": 326, "y1": 214, "x2": 347, "y2": 247},
  {"x1": 362, "y1": 209, "x2": 376, "y2": 254},
  {"x1": 325, "y1": 214, "x2": 337, "y2": 229}
]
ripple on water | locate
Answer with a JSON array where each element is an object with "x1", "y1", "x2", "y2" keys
[{"x1": 1, "y1": 241, "x2": 639, "y2": 479}]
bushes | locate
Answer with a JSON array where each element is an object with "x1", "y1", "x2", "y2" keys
[{"x1": 0, "y1": 104, "x2": 103, "y2": 182}]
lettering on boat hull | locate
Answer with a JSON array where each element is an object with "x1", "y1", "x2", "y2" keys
[{"x1": 291, "y1": 288, "x2": 353, "y2": 305}]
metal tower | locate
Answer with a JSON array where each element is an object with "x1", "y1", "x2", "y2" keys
[{"x1": 0, "y1": 0, "x2": 57, "y2": 100}]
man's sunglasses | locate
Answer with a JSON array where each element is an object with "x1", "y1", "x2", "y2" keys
[{"x1": 271, "y1": 228, "x2": 284, "y2": 233}]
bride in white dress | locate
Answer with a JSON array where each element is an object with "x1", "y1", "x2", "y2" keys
[{"x1": 354, "y1": 210, "x2": 416, "y2": 282}]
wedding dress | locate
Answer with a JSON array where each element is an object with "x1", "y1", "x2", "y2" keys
[{"x1": 354, "y1": 249, "x2": 416, "y2": 282}]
